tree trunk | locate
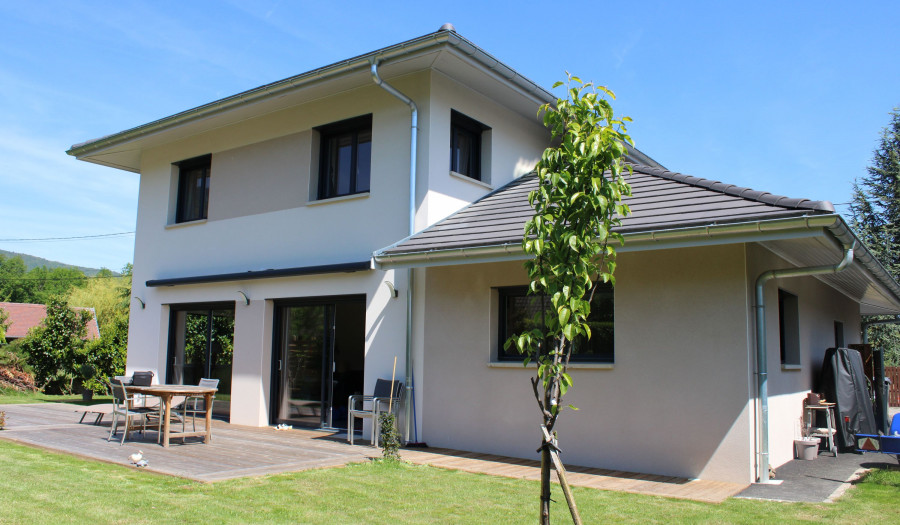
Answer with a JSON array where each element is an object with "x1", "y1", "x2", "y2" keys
[{"x1": 540, "y1": 445, "x2": 551, "y2": 524}]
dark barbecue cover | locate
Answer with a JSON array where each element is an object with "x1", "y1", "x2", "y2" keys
[{"x1": 820, "y1": 347, "x2": 877, "y2": 448}]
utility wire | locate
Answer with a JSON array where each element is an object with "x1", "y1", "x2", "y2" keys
[{"x1": 0, "y1": 232, "x2": 134, "y2": 243}]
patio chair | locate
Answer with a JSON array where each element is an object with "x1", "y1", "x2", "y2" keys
[
  {"x1": 107, "y1": 378, "x2": 158, "y2": 445},
  {"x1": 347, "y1": 379, "x2": 402, "y2": 446},
  {"x1": 181, "y1": 378, "x2": 219, "y2": 432}
]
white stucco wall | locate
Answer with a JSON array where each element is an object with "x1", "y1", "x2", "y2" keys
[
  {"x1": 746, "y1": 243, "x2": 862, "y2": 470},
  {"x1": 420, "y1": 71, "x2": 547, "y2": 227},
  {"x1": 419, "y1": 244, "x2": 756, "y2": 484},
  {"x1": 127, "y1": 74, "x2": 433, "y2": 426}
]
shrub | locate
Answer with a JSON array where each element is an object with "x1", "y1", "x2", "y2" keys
[{"x1": 378, "y1": 413, "x2": 401, "y2": 461}]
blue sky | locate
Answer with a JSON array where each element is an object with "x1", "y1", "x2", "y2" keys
[{"x1": 0, "y1": 1, "x2": 897, "y2": 270}]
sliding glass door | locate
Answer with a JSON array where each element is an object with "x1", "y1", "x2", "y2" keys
[
  {"x1": 167, "y1": 304, "x2": 234, "y2": 421},
  {"x1": 273, "y1": 297, "x2": 364, "y2": 429}
]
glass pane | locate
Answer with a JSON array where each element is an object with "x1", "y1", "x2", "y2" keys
[
  {"x1": 331, "y1": 301, "x2": 365, "y2": 430},
  {"x1": 208, "y1": 310, "x2": 234, "y2": 396},
  {"x1": 336, "y1": 134, "x2": 353, "y2": 196},
  {"x1": 169, "y1": 308, "x2": 234, "y2": 420},
  {"x1": 355, "y1": 131, "x2": 371, "y2": 193},
  {"x1": 279, "y1": 306, "x2": 325, "y2": 426},
  {"x1": 572, "y1": 284, "x2": 614, "y2": 362},
  {"x1": 178, "y1": 167, "x2": 208, "y2": 222},
  {"x1": 453, "y1": 129, "x2": 474, "y2": 176}
]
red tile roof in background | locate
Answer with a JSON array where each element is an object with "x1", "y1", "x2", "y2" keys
[{"x1": 0, "y1": 302, "x2": 101, "y2": 340}]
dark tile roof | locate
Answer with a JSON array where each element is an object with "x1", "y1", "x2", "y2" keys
[
  {"x1": 0, "y1": 302, "x2": 101, "y2": 340},
  {"x1": 380, "y1": 164, "x2": 835, "y2": 256}
]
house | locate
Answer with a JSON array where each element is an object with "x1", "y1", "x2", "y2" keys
[
  {"x1": 67, "y1": 26, "x2": 900, "y2": 484},
  {"x1": 0, "y1": 302, "x2": 101, "y2": 342}
]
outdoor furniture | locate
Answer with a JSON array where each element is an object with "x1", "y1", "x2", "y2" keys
[
  {"x1": 347, "y1": 379, "x2": 402, "y2": 446},
  {"x1": 107, "y1": 378, "x2": 158, "y2": 445},
  {"x1": 803, "y1": 401, "x2": 838, "y2": 456},
  {"x1": 856, "y1": 413, "x2": 900, "y2": 461},
  {"x1": 77, "y1": 404, "x2": 113, "y2": 425},
  {"x1": 181, "y1": 378, "x2": 220, "y2": 432},
  {"x1": 129, "y1": 384, "x2": 218, "y2": 447}
]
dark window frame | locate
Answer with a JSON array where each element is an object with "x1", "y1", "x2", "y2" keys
[
  {"x1": 450, "y1": 110, "x2": 488, "y2": 181},
  {"x1": 497, "y1": 284, "x2": 614, "y2": 363},
  {"x1": 316, "y1": 114, "x2": 373, "y2": 200},
  {"x1": 778, "y1": 289, "x2": 800, "y2": 365},
  {"x1": 174, "y1": 154, "x2": 212, "y2": 223}
]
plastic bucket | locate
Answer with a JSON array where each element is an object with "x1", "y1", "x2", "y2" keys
[{"x1": 794, "y1": 439, "x2": 820, "y2": 460}]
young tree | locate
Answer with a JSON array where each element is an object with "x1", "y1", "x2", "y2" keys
[
  {"x1": 506, "y1": 75, "x2": 632, "y2": 524},
  {"x1": 851, "y1": 108, "x2": 900, "y2": 364}
]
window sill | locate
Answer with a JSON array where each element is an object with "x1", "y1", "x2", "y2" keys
[
  {"x1": 307, "y1": 192, "x2": 370, "y2": 207},
  {"x1": 781, "y1": 364, "x2": 802, "y2": 371},
  {"x1": 165, "y1": 219, "x2": 207, "y2": 229},
  {"x1": 488, "y1": 361, "x2": 614, "y2": 370},
  {"x1": 450, "y1": 171, "x2": 493, "y2": 190}
]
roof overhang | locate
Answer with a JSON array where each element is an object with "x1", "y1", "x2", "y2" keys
[
  {"x1": 145, "y1": 260, "x2": 372, "y2": 287},
  {"x1": 67, "y1": 30, "x2": 556, "y2": 173},
  {"x1": 373, "y1": 214, "x2": 900, "y2": 315}
]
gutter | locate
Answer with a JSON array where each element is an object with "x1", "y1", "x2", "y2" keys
[
  {"x1": 371, "y1": 59, "x2": 418, "y2": 444},
  {"x1": 753, "y1": 242, "x2": 855, "y2": 483}
]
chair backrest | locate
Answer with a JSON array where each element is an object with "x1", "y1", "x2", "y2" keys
[
  {"x1": 372, "y1": 378, "x2": 403, "y2": 398},
  {"x1": 132, "y1": 371, "x2": 154, "y2": 386},
  {"x1": 890, "y1": 413, "x2": 900, "y2": 435},
  {"x1": 198, "y1": 378, "x2": 219, "y2": 390},
  {"x1": 109, "y1": 378, "x2": 129, "y2": 405}
]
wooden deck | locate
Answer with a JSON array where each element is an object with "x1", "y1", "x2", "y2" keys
[{"x1": 0, "y1": 403, "x2": 746, "y2": 502}]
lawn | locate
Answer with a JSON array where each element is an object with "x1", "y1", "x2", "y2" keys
[
  {"x1": 0, "y1": 439, "x2": 897, "y2": 525},
  {"x1": 0, "y1": 388, "x2": 112, "y2": 405}
]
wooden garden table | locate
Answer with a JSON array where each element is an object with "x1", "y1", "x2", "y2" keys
[{"x1": 129, "y1": 384, "x2": 217, "y2": 448}]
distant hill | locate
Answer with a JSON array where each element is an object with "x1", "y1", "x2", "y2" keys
[{"x1": 0, "y1": 249, "x2": 117, "y2": 277}]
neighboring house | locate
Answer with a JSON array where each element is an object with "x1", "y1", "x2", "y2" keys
[
  {"x1": 67, "y1": 26, "x2": 900, "y2": 484},
  {"x1": 0, "y1": 302, "x2": 100, "y2": 342}
]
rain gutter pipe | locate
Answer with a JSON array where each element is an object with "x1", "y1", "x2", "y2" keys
[
  {"x1": 753, "y1": 241, "x2": 854, "y2": 483},
  {"x1": 371, "y1": 60, "x2": 417, "y2": 444}
]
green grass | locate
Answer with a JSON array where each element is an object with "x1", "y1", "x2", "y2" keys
[
  {"x1": 0, "y1": 440, "x2": 897, "y2": 524},
  {"x1": 0, "y1": 389, "x2": 112, "y2": 406}
]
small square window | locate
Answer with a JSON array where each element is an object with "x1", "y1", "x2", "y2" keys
[
  {"x1": 175, "y1": 154, "x2": 211, "y2": 223},
  {"x1": 497, "y1": 283, "x2": 614, "y2": 363},
  {"x1": 316, "y1": 114, "x2": 372, "y2": 200},
  {"x1": 450, "y1": 110, "x2": 489, "y2": 181},
  {"x1": 778, "y1": 289, "x2": 800, "y2": 365}
]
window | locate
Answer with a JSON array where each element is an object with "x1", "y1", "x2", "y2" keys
[
  {"x1": 497, "y1": 283, "x2": 614, "y2": 363},
  {"x1": 316, "y1": 114, "x2": 372, "y2": 200},
  {"x1": 450, "y1": 110, "x2": 488, "y2": 181},
  {"x1": 834, "y1": 321, "x2": 844, "y2": 348},
  {"x1": 778, "y1": 289, "x2": 800, "y2": 365},
  {"x1": 175, "y1": 154, "x2": 211, "y2": 223}
]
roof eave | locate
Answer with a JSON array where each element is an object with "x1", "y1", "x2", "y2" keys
[{"x1": 67, "y1": 30, "x2": 555, "y2": 162}]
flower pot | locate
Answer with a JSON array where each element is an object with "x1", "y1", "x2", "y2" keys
[
  {"x1": 81, "y1": 390, "x2": 94, "y2": 402},
  {"x1": 794, "y1": 438, "x2": 820, "y2": 460}
]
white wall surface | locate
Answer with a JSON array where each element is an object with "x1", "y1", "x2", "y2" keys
[
  {"x1": 746, "y1": 243, "x2": 862, "y2": 470},
  {"x1": 420, "y1": 71, "x2": 547, "y2": 227},
  {"x1": 419, "y1": 244, "x2": 756, "y2": 484}
]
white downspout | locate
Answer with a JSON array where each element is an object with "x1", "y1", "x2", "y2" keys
[
  {"x1": 371, "y1": 60, "x2": 418, "y2": 443},
  {"x1": 753, "y1": 241, "x2": 854, "y2": 482}
]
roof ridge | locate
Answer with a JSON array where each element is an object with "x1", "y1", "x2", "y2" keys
[{"x1": 626, "y1": 163, "x2": 835, "y2": 212}]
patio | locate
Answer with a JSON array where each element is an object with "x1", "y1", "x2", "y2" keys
[{"x1": 0, "y1": 403, "x2": 752, "y2": 502}]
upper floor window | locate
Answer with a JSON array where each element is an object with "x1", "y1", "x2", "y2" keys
[
  {"x1": 316, "y1": 114, "x2": 372, "y2": 200},
  {"x1": 175, "y1": 154, "x2": 211, "y2": 223},
  {"x1": 450, "y1": 110, "x2": 489, "y2": 182},
  {"x1": 497, "y1": 283, "x2": 614, "y2": 363}
]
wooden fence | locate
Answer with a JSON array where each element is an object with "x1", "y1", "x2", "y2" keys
[{"x1": 888, "y1": 366, "x2": 900, "y2": 406}]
